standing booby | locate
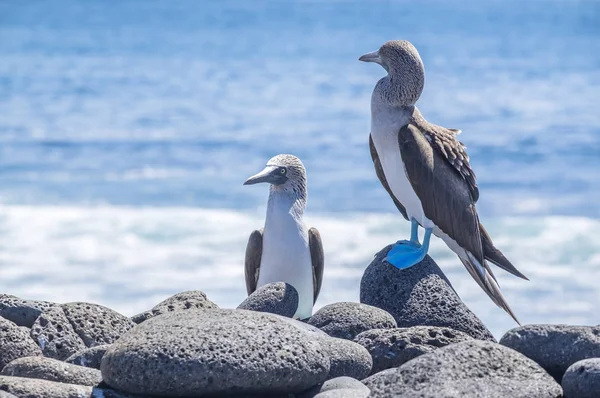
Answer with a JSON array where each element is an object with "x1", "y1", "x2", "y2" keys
[
  {"x1": 359, "y1": 40, "x2": 528, "y2": 323},
  {"x1": 243, "y1": 154, "x2": 324, "y2": 320}
]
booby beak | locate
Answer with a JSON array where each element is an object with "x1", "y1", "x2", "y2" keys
[
  {"x1": 359, "y1": 50, "x2": 382, "y2": 64},
  {"x1": 243, "y1": 166, "x2": 279, "y2": 185}
]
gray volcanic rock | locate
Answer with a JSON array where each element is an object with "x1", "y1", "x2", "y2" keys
[
  {"x1": 0, "y1": 317, "x2": 42, "y2": 369},
  {"x1": 30, "y1": 306, "x2": 86, "y2": 360},
  {"x1": 101, "y1": 309, "x2": 330, "y2": 396},
  {"x1": 300, "y1": 377, "x2": 370, "y2": 398},
  {"x1": 131, "y1": 290, "x2": 218, "y2": 324},
  {"x1": 308, "y1": 302, "x2": 396, "y2": 340},
  {"x1": 0, "y1": 375, "x2": 92, "y2": 397},
  {"x1": 355, "y1": 326, "x2": 474, "y2": 374},
  {"x1": 0, "y1": 294, "x2": 56, "y2": 328},
  {"x1": 237, "y1": 282, "x2": 299, "y2": 318},
  {"x1": 363, "y1": 340, "x2": 562, "y2": 397},
  {"x1": 316, "y1": 337, "x2": 372, "y2": 380},
  {"x1": 0, "y1": 391, "x2": 17, "y2": 398},
  {"x1": 65, "y1": 344, "x2": 110, "y2": 369},
  {"x1": 500, "y1": 324, "x2": 600, "y2": 382},
  {"x1": 1, "y1": 356, "x2": 102, "y2": 386},
  {"x1": 360, "y1": 247, "x2": 495, "y2": 341},
  {"x1": 61, "y1": 302, "x2": 135, "y2": 347},
  {"x1": 562, "y1": 358, "x2": 600, "y2": 398}
]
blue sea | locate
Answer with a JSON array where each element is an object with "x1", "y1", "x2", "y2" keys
[{"x1": 1, "y1": 0, "x2": 599, "y2": 337}]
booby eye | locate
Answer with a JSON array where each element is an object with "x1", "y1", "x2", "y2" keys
[{"x1": 280, "y1": 168, "x2": 287, "y2": 174}]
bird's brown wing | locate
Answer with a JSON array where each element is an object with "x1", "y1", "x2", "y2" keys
[
  {"x1": 308, "y1": 227, "x2": 324, "y2": 303},
  {"x1": 244, "y1": 229, "x2": 263, "y2": 295}
]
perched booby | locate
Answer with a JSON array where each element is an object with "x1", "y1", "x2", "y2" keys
[
  {"x1": 359, "y1": 40, "x2": 528, "y2": 323},
  {"x1": 243, "y1": 154, "x2": 324, "y2": 320}
]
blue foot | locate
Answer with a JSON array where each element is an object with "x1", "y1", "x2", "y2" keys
[{"x1": 384, "y1": 222, "x2": 433, "y2": 270}]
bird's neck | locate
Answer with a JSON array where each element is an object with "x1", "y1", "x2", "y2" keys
[
  {"x1": 372, "y1": 75, "x2": 419, "y2": 109},
  {"x1": 265, "y1": 190, "x2": 306, "y2": 227}
]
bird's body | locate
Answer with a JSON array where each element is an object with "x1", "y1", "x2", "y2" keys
[
  {"x1": 243, "y1": 154, "x2": 323, "y2": 320},
  {"x1": 360, "y1": 40, "x2": 527, "y2": 323}
]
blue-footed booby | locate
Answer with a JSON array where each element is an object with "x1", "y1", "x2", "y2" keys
[
  {"x1": 360, "y1": 40, "x2": 528, "y2": 323},
  {"x1": 243, "y1": 154, "x2": 324, "y2": 320}
]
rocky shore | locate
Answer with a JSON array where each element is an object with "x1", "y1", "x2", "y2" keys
[{"x1": 0, "y1": 247, "x2": 597, "y2": 397}]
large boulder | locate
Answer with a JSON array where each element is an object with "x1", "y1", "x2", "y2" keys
[
  {"x1": 316, "y1": 337, "x2": 372, "y2": 380},
  {"x1": 500, "y1": 324, "x2": 600, "y2": 382},
  {"x1": 65, "y1": 344, "x2": 110, "y2": 370},
  {"x1": 131, "y1": 290, "x2": 218, "y2": 324},
  {"x1": 360, "y1": 248, "x2": 495, "y2": 341},
  {"x1": 301, "y1": 377, "x2": 370, "y2": 398},
  {"x1": 307, "y1": 302, "x2": 396, "y2": 340},
  {"x1": 0, "y1": 294, "x2": 56, "y2": 328},
  {"x1": 237, "y1": 282, "x2": 299, "y2": 318},
  {"x1": 363, "y1": 340, "x2": 562, "y2": 397},
  {"x1": 561, "y1": 358, "x2": 600, "y2": 398},
  {"x1": 0, "y1": 317, "x2": 43, "y2": 369},
  {"x1": 30, "y1": 306, "x2": 86, "y2": 360},
  {"x1": 354, "y1": 326, "x2": 474, "y2": 374},
  {"x1": 0, "y1": 376, "x2": 93, "y2": 397},
  {"x1": 1, "y1": 356, "x2": 102, "y2": 386},
  {"x1": 101, "y1": 309, "x2": 330, "y2": 396},
  {"x1": 61, "y1": 302, "x2": 135, "y2": 347}
]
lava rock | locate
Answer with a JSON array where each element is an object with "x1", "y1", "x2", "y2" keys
[
  {"x1": 0, "y1": 317, "x2": 43, "y2": 369},
  {"x1": 130, "y1": 290, "x2": 218, "y2": 324},
  {"x1": 30, "y1": 306, "x2": 86, "y2": 360},
  {"x1": 308, "y1": 302, "x2": 396, "y2": 340},
  {"x1": 561, "y1": 358, "x2": 600, "y2": 398},
  {"x1": 0, "y1": 392, "x2": 17, "y2": 398},
  {"x1": 1, "y1": 356, "x2": 102, "y2": 386},
  {"x1": 0, "y1": 375, "x2": 92, "y2": 397},
  {"x1": 360, "y1": 248, "x2": 495, "y2": 341},
  {"x1": 237, "y1": 282, "x2": 299, "y2": 318},
  {"x1": 0, "y1": 294, "x2": 56, "y2": 328},
  {"x1": 61, "y1": 302, "x2": 135, "y2": 347},
  {"x1": 500, "y1": 324, "x2": 600, "y2": 382},
  {"x1": 300, "y1": 377, "x2": 370, "y2": 398},
  {"x1": 355, "y1": 326, "x2": 474, "y2": 374},
  {"x1": 65, "y1": 344, "x2": 110, "y2": 369},
  {"x1": 363, "y1": 339, "x2": 562, "y2": 397},
  {"x1": 316, "y1": 336, "x2": 372, "y2": 380},
  {"x1": 101, "y1": 309, "x2": 330, "y2": 396}
]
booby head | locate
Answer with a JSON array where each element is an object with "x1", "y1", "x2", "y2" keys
[
  {"x1": 244, "y1": 154, "x2": 307, "y2": 199},
  {"x1": 359, "y1": 40, "x2": 425, "y2": 106}
]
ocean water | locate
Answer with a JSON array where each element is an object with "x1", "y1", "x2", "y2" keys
[{"x1": 0, "y1": 0, "x2": 599, "y2": 337}]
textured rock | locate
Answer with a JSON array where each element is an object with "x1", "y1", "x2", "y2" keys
[
  {"x1": 1, "y1": 356, "x2": 102, "y2": 386},
  {"x1": 0, "y1": 317, "x2": 43, "y2": 369},
  {"x1": 562, "y1": 358, "x2": 600, "y2": 398},
  {"x1": 61, "y1": 302, "x2": 135, "y2": 347},
  {"x1": 0, "y1": 392, "x2": 17, "y2": 398},
  {"x1": 360, "y1": 248, "x2": 495, "y2": 341},
  {"x1": 65, "y1": 344, "x2": 110, "y2": 369},
  {"x1": 300, "y1": 377, "x2": 370, "y2": 398},
  {"x1": 131, "y1": 290, "x2": 218, "y2": 323},
  {"x1": 363, "y1": 340, "x2": 562, "y2": 397},
  {"x1": 237, "y1": 282, "x2": 299, "y2": 318},
  {"x1": 355, "y1": 326, "x2": 474, "y2": 374},
  {"x1": 0, "y1": 294, "x2": 56, "y2": 328},
  {"x1": 316, "y1": 336, "x2": 372, "y2": 380},
  {"x1": 308, "y1": 302, "x2": 396, "y2": 340},
  {"x1": 30, "y1": 306, "x2": 86, "y2": 360},
  {"x1": 500, "y1": 324, "x2": 600, "y2": 382},
  {"x1": 0, "y1": 376, "x2": 92, "y2": 397},
  {"x1": 101, "y1": 309, "x2": 330, "y2": 396}
]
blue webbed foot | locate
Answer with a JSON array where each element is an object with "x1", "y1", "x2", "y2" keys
[{"x1": 384, "y1": 240, "x2": 427, "y2": 269}]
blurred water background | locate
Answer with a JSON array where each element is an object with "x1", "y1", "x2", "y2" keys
[{"x1": 1, "y1": 0, "x2": 599, "y2": 337}]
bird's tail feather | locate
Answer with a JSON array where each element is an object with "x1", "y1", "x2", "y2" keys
[
  {"x1": 479, "y1": 223, "x2": 529, "y2": 280},
  {"x1": 459, "y1": 250, "x2": 521, "y2": 325}
]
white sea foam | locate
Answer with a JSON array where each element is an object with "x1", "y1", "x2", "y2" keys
[{"x1": 0, "y1": 204, "x2": 598, "y2": 338}]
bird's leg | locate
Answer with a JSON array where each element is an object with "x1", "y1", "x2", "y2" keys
[{"x1": 385, "y1": 220, "x2": 432, "y2": 270}]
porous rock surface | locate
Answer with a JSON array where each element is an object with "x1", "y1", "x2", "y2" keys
[
  {"x1": 354, "y1": 325, "x2": 473, "y2": 374},
  {"x1": 361, "y1": 247, "x2": 495, "y2": 341},
  {"x1": 307, "y1": 302, "x2": 396, "y2": 340},
  {"x1": 0, "y1": 375, "x2": 93, "y2": 398},
  {"x1": 1, "y1": 356, "x2": 102, "y2": 386},
  {"x1": 0, "y1": 316, "x2": 43, "y2": 369},
  {"x1": 363, "y1": 339, "x2": 562, "y2": 397},
  {"x1": 131, "y1": 290, "x2": 218, "y2": 324},
  {"x1": 561, "y1": 358, "x2": 600, "y2": 398},
  {"x1": 0, "y1": 294, "x2": 56, "y2": 328},
  {"x1": 30, "y1": 306, "x2": 86, "y2": 360},
  {"x1": 238, "y1": 282, "x2": 299, "y2": 318},
  {"x1": 65, "y1": 344, "x2": 110, "y2": 369}
]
